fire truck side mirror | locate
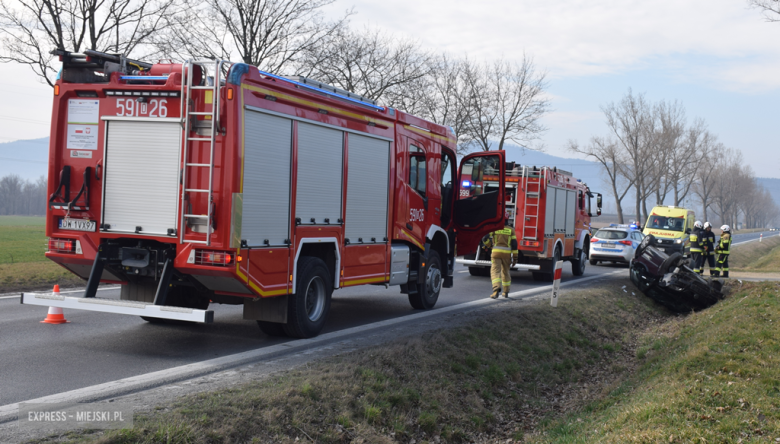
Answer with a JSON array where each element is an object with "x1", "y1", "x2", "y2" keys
[{"x1": 471, "y1": 162, "x2": 480, "y2": 182}]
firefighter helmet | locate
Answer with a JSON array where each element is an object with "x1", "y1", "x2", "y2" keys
[
  {"x1": 704, "y1": 222, "x2": 712, "y2": 230},
  {"x1": 721, "y1": 224, "x2": 730, "y2": 232},
  {"x1": 694, "y1": 220, "x2": 703, "y2": 229}
]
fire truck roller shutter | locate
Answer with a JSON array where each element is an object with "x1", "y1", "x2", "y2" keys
[
  {"x1": 544, "y1": 187, "x2": 555, "y2": 236},
  {"x1": 242, "y1": 111, "x2": 292, "y2": 247},
  {"x1": 345, "y1": 133, "x2": 390, "y2": 242},
  {"x1": 565, "y1": 190, "x2": 576, "y2": 236},
  {"x1": 554, "y1": 188, "x2": 567, "y2": 233},
  {"x1": 296, "y1": 122, "x2": 343, "y2": 225},
  {"x1": 102, "y1": 120, "x2": 181, "y2": 235}
]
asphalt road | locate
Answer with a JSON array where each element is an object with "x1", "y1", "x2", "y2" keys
[{"x1": 0, "y1": 258, "x2": 628, "y2": 407}]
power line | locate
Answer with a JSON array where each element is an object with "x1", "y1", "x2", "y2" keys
[{"x1": 0, "y1": 156, "x2": 47, "y2": 164}]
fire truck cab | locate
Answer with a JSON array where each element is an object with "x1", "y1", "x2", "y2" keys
[
  {"x1": 23, "y1": 51, "x2": 508, "y2": 338},
  {"x1": 456, "y1": 163, "x2": 601, "y2": 281}
]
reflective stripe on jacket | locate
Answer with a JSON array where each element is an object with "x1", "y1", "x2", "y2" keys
[
  {"x1": 690, "y1": 227, "x2": 703, "y2": 253},
  {"x1": 485, "y1": 227, "x2": 518, "y2": 256},
  {"x1": 716, "y1": 233, "x2": 732, "y2": 255}
]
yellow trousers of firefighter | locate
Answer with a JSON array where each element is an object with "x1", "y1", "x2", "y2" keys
[{"x1": 491, "y1": 252, "x2": 512, "y2": 295}]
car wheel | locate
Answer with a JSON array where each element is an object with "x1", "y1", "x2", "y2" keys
[
  {"x1": 635, "y1": 234, "x2": 656, "y2": 258},
  {"x1": 660, "y1": 252, "x2": 683, "y2": 275},
  {"x1": 409, "y1": 251, "x2": 442, "y2": 309},
  {"x1": 589, "y1": 258, "x2": 598, "y2": 266},
  {"x1": 283, "y1": 257, "x2": 332, "y2": 339}
]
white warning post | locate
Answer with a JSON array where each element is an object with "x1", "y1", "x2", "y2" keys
[
  {"x1": 67, "y1": 99, "x2": 100, "y2": 151},
  {"x1": 550, "y1": 261, "x2": 563, "y2": 307}
]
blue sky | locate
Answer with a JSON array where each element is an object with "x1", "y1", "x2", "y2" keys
[{"x1": 1, "y1": 0, "x2": 777, "y2": 177}]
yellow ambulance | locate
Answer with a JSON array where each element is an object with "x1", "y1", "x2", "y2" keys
[{"x1": 642, "y1": 206, "x2": 696, "y2": 256}]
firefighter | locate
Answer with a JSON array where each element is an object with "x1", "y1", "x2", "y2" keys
[
  {"x1": 716, "y1": 225, "x2": 732, "y2": 278},
  {"x1": 690, "y1": 220, "x2": 704, "y2": 274},
  {"x1": 482, "y1": 217, "x2": 518, "y2": 299},
  {"x1": 701, "y1": 222, "x2": 718, "y2": 276}
]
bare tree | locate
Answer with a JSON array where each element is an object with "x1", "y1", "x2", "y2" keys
[
  {"x1": 157, "y1": 0, "x2": 352, "y2": 73},
  {"x1": 602, "y1": 89, "x2": 655, "y2": 223},
  {"x1": 749, "y1": 0, "x2": 780, "y2": 21},
  {"x1": 692, "y1": 139, "x2": 725, "y2": 222},
  {"x1": 460, "y1": 55, "x2": 549, "y2": 152},
  {"x1": 296, "y1": 26, "x2": 431, "y2": 104},
  {"x1": 0, "y1": 0, "x2": 178, "y2": 86},
  {"x1": 568, "y1": 137, "x2": 634, "y2": 223},
  {"x1": 406, "y1": 54, "x2": 473, "y2": 153}
]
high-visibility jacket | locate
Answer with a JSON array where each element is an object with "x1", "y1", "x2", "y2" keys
[
  {"x1": 483, "y1": 226, "x2": 518, "y2": 257},
  {"x1": 690, "y1": 227, "x2": 703, "y2": 253},
  {"x1": 716, "y1": 233, "x2": 732, "y2": 256},
  {"x1": 701, "y1": 229, "x2": 716, "y2": 254}
]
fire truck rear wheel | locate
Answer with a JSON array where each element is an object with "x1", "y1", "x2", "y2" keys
[
  {"x1": 409, "y1": 251, "x2": 442, "y2": 310},
  {"x1": 284, "y1": 256, "x2": 332, "y2": 339},
  {"x1": 468, "y1": 266, "x2": 488, "y2": 277}
]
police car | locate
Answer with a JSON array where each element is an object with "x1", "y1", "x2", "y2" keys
[{"x1": 589, "y1": 223, "x2": 645, "y2": 266}]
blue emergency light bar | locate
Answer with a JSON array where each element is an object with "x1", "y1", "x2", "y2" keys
[
  {"x1": 462, "y1": 180, "x2": 471, "y2": 188},
  {"x1": 120, "y1": 76, "x2": 170, "y2": 81},
  {"x1": 256, "y1": 69, "x2": 386, "y2": 112}
]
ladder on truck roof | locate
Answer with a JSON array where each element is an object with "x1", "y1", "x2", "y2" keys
[
  {"x1": 179, "y1": 59, "x2": 231, "y2": 246},
  {"x1": 520, "y1": 166, "x2": 547, "y2": 240}
]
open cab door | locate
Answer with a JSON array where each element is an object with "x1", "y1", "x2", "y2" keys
[{"x1": 453, "y1": 151, "x2": 506, "y2": 256}]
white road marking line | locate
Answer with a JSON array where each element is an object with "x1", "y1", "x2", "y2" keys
[
  {"x1": 733, "y1": 233, "x2": 778, "y2": 246},
  {"x1": 0, "y1": 269, "x2": 625, "y2": 422},
  {"x1": 0, "y1": 286, "x2": 121, "y2": 299}
]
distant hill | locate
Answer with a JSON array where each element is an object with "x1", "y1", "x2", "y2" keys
[{"x1": 0, "y1": 138, "x2": 49, "y2": 181}]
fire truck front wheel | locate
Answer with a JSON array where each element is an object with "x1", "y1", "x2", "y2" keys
[
  {"x1": 571, "y1": 249, "x2": 587, "y2": 276},
  {"x1": 284, "y1": 257, "x2": 333, "y2": 339},
  {"x1": 409, "y1": 251, "x2": 442, "y2": 310}
]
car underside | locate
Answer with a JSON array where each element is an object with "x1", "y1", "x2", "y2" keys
[{"x1": 629, "y1": 235, "x2": 724, "y2": 312}]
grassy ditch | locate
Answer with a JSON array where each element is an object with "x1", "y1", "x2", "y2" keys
[
  {"x1": 528, "y1": 280, "x2": 780, "y2": 443},
  {"x1": 729, "y1": 235, "x2": 780, "y2": 273},
  {"x1": 33, "y1": 279, "x2": 668, "y2": 444}
]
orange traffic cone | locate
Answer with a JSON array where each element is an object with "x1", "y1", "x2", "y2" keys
[{"x1": 41, "y1": 285, "x2": 69, "y2": 324}]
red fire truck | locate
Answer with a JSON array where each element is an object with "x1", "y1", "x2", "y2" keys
[
  {"x1": 456, "y1": 163, "x2": 602, "y2": 281},
  {"x1": 22, "y1": 50, "x2": 511, "y2": 338}
]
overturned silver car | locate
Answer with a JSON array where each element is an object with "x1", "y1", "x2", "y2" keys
[{"x1": 629, "y1": 234, "x2": 724, "y2": 312}]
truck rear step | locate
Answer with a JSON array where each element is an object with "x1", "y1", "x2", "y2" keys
[{"x1": 21, "y1": 292, "x2": 214, "y2": 323}]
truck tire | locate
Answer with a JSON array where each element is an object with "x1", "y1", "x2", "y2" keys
[
  {"x1": 283, "y1": 257, "x2": 332, "y2": 339},
  {"x1": 409, "y1": 251, "x2": 442, "y2": 310},
  {"x1": 571, "y1": 249, "x2": 586, "y2": 276},
  {"x1": 257, "y1": 321, "x2": 287, "y2": 337}
]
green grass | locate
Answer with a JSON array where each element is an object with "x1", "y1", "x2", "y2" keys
[
  {"x1": 0, "y1": 215, "x2": 85, "y2": 292},
  {"x1": 528, "y1": 281, "x2": 780, "y2": 443},
  {"x1": 0, "y1": 224, "x2": 48, "y2": 264},
  {"x1": 30, "y1": 279, "x2": 669, "y2": 444},
  {"x1": 0, "y1": 215, "x2": 45, "y2": 226}
]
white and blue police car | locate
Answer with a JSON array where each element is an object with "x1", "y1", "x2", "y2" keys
[{"x1": 589, "y1": 223, "x2": 645, "y2": 266}]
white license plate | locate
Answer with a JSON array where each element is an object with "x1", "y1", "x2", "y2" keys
[
  {"x1": 59, "y1": 218, "x2": 96, "y2": 232},
  {"x1": 603, "y1": 242, "x2": 616, "y2": 248}
]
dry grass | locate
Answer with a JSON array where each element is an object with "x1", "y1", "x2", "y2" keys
[
  {"x1": 31, "y1": 279, "x2": 668, "y2": 444},
  {"x1": 729, "y1": 235, "x2": 780, "y2": 273},
  {"x1": 529, "y1": 281, "x2": 780, "y2": 443},
  {"x1": 0, "y1": 261, "x2": 84, "y2": 293}
]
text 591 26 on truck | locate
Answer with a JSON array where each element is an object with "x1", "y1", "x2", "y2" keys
[
  {"x1": 23, "y1": 51, "x2": 510, "y2": 338},
  {"x1": 456, "y1": 164, "x2": 601, "y2": 281}
]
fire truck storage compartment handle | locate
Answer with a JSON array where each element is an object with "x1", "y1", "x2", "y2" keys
[{"x1": 49, "y1": 165, "x2": 71, "y2": 206}]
